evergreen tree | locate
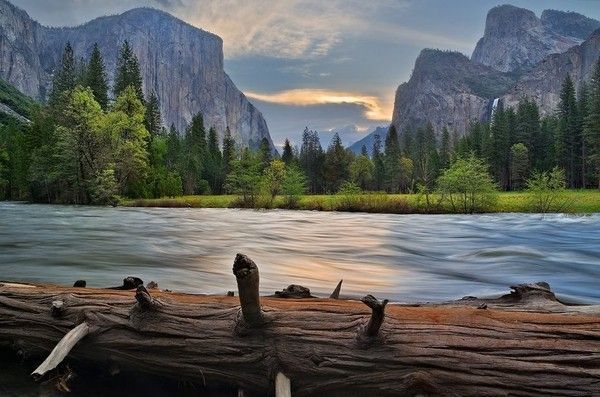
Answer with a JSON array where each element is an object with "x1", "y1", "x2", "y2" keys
[
  {"x1": 299, "y1": 127, "x2": 324, "y2": 193},
  {"x1": 259, "y1": 137, "x2": 272, "y2": 171},
  {"x1": 361, "y1": 144, "x2": 369, "y2": 157},
  {"x1": 85, "y1": 43, "x2": 109, "y2": 109},
  {"x1": 556, "y1": 75, "x2": 579, "y2": 188},
  {"x1": 222, "y1": 127, "x2": 236, "y2": 177},
  {"x1": 324, "y1": 133, "x2": 351, "y2": 192},
  {"x1": 578, "y1": 82, "x2": 590, "y2": 187},
  {"x1": 49, "y1": 42, "x2": 76, "y2": 107},
  {"x1": 281, "y1": 138, "x2": 295, "y2": 165},
  {"x1": 144, "y1": 91, "x2": 162, "y2": 141},
  {"x1": 114, "y1": 41, "x2": 144, "y2": 102},
  {"x1": 205, "y1": 126, "x2": 223, "y2": 193},
  {"x1": 182, "y1": 112, "x2": 207, "y2": 194},
  {"x1": 510, "y1": 143, "x2": 529, "y2": 190},
  {"x1": 372, "y1": 133, "x2": 385, "y2": 191},
  {"x1": 585, "y1": 60, "x2": 600, "y2": 189},
  {"x1": 413, "y1": 123, "x2": 440, "y2": 190},
  {"x1": 165, "y1": 124, "x2": 181, "y2": 171},
  {"x1": 384, "y1": 125, "x2": 401, "y2": 192},
  {"x1": 439, "y1": 127, "x2": 451, "y2": 169}
]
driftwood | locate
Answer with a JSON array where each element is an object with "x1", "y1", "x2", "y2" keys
[{"x1": 1, "y1": 255, "x2": 600, "y2": 396}]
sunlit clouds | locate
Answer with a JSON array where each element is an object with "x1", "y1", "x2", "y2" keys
[{"x1": 246, "y1": 89, "x2": 393, "y2": 121}]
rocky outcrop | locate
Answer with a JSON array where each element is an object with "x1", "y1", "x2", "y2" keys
[
  {"x1": 471, "y1": 5, "x2": 596, "y2": 73},
  {"x1": 0, "y1": 1, "x2": 274, "y2": 149},
  {"x1": 387, "y1": 5, "x2": 600, "y2": 141},
  {"x1": 502, "y1": 28, "x2": 600, "y2": 116},
  {"x1": 391, "y1": 50, "x2": 516, "y2": 136}
]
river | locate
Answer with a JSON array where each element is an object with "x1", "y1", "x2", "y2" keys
[{"x1": 1, "y1": 202, "x2": 599, "y2": 303}]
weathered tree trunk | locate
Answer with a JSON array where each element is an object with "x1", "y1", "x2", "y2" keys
[{"x1": 1, "y1": 261, "x2": 599, "y2": 396}]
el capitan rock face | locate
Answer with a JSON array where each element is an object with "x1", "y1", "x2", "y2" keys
[
  {"x1": 0, "y1": 1, "x2": 273, "y2": 149},
  {"x1": 387, "y1": 5, "x2": 600, "y2": 141}
]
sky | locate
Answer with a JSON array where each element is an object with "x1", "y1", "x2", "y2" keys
[{"x1": 11, "y1": 0, "x2": 600, "y2": 147}]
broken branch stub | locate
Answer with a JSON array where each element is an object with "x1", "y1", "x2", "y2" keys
[
  {"x1": 360, "y1": 294, "x2": 388, "y2": 339},
  {"x1": 329, "y1": 279, "x2": 343, "y2": 299},
  {"x1": 135, "y1": 285, "x2": 153, "y2": 309},
  {"x1": 232, "y1": 253, "x2": 265, "y2": 327}
]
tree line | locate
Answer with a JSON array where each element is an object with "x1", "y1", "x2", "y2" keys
[{"x1": 1, "y1": 41, "x2": 600, "y2": 205}]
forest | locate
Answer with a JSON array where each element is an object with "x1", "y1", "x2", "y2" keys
[{"x1": 1, "y1": 42, "x2": 600, "y2": 208}]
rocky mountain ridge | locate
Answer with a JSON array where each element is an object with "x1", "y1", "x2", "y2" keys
[
  {"x1": 0, "y1": 0, "x2": 274, "y2": 149},
  {"x1": 380, "y1": 4, "x2": 600, "y2": 144}
]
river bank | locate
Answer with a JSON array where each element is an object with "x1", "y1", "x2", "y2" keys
[{"x1": 126, "y1": 190, "x2": 600, "y2": 214}]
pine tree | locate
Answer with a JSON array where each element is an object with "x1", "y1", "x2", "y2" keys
[
  {"x1": 49, "y1": 42, "x2": 76, "y2": 106},
  {"x1": 372, "y1": 133, "x2": 385, "y2": 191},
  {"x1": 439, "y1": 127, "x2": 451, "y2": 169},
  {"x1": 165, "y1": 124, "x2": 181, "y2": 171},
  {"x1": 299, "y1": 127, "x2": 324, "y2": 193},
  {"x1": 222, "y1": 127, "x2": 236, "y2": 178},
  {"x1": 556, "y1": 75, "x2": 579, "y2": 188},
  {"x1": 86, "y1": 43, "x2": 109, "y2": 109},
  {"x1": 144, "y1": 91, "x2": 162, "y2": 140},
  {"x1": 281, "y1": 138, "x2": 294, "y2": 165},
  {"x1": 585, "y1": 60, "x2": 600, "y2": 189},
  {"x1": 182, "y1": 112, "x2": 207, "y2": 194},
  {"x1": 576, "y1": 82, "x2": 589, "y2": 187},
  {"x1": 324, "y1": 133, "x2": 351, "y2": 192},
  {"x1": 384, "y1": 125, "x2": 401, "y2": 192},
  {"x1": 204, "y1": 126, "x2": 223, "y2": 194},
  {"x1": 259, "y1": 137, "x2": 272, "y2": 171},
  {"x1": 114, "y1": 41, "x2": 144, "y2": 102}
]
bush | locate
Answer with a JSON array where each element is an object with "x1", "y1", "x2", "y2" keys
[
  {"x1": 436, "y1": 155, "x2": 498, "y2": 213},
  {"x1": 281, "y1": 166, "x2": 307, "y2": 209},
  {"x1": 525, "y1": 167, "x2": 567, "y2": 213}
]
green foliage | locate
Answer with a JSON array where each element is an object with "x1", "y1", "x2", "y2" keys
[
  {"x1": 436, "y1": 155, "x2": 498, "y2": 213},
  {"x1": 586, "y1": 60, "x2": 600, "y2": 189},
  {"x1": 281, "y1": 165, "x2": 306, "y2": 208},
  {"x1": 510, "y1": 143, "x2": 529, "y2": 190},
  {"x1": 525, "y1": 167, "x2": 567, "y2": 213},
  {"x1": 324, "y1": 133, "x2": 351, "y2": 192},
  {"x1": 350, "y1": 154, "x2": 374, "y2": 190},
  {"x1": 49, "y1": 42, "x2": 76, "y2": 107},
  {"x1": 281, "y1": 138, "x2": 295, "y2": 165},
  {"x1": 299, "y1": 127, "x2": 324, "y2": 193},
  {"x1": 225, "y1": 149, "x2": 262, "y2": 207},
  {"x1": 86, "y1": 43, "x2": 109, "y2": 109},
  {"x1": 262, "y1": 159, "x2": 286, "y2": 199},
  {"x1": 114, "y1": 41, "x2": 144, "y2": 102},
  {"x1": 0, "y1": 78, "x2": 38, "y2": 119},
  {"x1": 90, "y1": 167, "x2": 119, "y2": 206}
]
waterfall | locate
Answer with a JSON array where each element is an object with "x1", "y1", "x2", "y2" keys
[{"x1": 490, "y1": 98, "x2": 500, "y2": 120}]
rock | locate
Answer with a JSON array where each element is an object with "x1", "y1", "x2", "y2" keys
[
  {"x1": 73, "y1": 280, "x2": 86, "y2": 288},
  {"x1": 274, "y1": 284, "x2": 313, "y2": 299},
  {"x1": 0, "y1": 1, "x2": 274, "y2": 151},
  {"x1": 146, "y1": 281, "x2": 159, "y2": 290},
  {"x1": 387, "y1": 5, "x2": 600, "y2": 140}
]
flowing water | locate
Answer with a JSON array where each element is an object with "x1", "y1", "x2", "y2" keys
[{"x1": 1, "y1": 202, "x2": 600, "y2": 303}]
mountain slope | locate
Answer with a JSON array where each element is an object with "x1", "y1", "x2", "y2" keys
[
  {"x1": 348, "y1": 126, "x2": 388, "y2": 155},
  {"x1": 390, "y1": 49, "x2": 516, "y2": 136},
  {"x1": 0, "y1": 1, "x2": 273, "y2": 149},
  {"x1": 388, "y1": 5, "x2": 600, "y2": 139},
  {"x1": 0, "y1": 78, "x2": 36, "y2": 124},
  {"x1": 471, "y1": 5, "x2": 598, "y2": 73}
]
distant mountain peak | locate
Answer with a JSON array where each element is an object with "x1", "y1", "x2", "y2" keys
[{"x1": 472, "y1": 3, "x2": 598, "y2": 73}]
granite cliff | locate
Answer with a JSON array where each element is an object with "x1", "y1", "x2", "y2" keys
[{"x1": 0, "y1": 0, "x2": 274, "y2": 149}]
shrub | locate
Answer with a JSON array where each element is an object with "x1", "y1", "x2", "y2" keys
[
  {"x1": 436, "y1": 155, "x2": 498, "y2": 213},
  {"x1": 525, "y1": 167, "x2": 567, "y2": 213}
]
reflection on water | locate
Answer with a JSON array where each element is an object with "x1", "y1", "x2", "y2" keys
[{"x1": 1, "y1": 202, "x2": 600, "y2": 303}]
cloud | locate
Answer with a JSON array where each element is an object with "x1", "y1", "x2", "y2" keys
[
  {"x1": 166, "y1": 0, "x2": 411, "y2": 59},
  {"x1": 246, "y1": 89, "x2": 393, "y2": 121}
]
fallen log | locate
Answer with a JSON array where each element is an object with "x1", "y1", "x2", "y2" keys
[{"x1": 1, "y1": 255, "x2": 600, "y2": 396}]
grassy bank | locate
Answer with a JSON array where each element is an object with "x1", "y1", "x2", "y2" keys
[{"x1": 125, "y1": 190, "x2": 600, "y2": 214}]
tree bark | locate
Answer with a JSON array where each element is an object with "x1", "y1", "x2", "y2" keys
[{"x1": 0, "y1": 278, "x2": 599, "y2": 396}]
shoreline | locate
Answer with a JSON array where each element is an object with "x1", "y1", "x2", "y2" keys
[{"x1": 123, "y1": 190, "x2": 600, "y2": 214}]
